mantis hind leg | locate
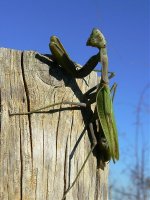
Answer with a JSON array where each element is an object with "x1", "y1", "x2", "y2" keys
[
  {"x1": 9, "y1": 101, "x2": 87, "y2": 116},
  {"x1": 62, "y1": 107, "x2": 109, "y2": 199},
  {"x1": 61, "y1": 122, "x2": 97, "y2": 200}
]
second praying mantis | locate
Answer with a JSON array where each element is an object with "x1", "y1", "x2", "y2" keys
[{"x1": 10, "y1": 28, "x2": 119, "y2": 199}]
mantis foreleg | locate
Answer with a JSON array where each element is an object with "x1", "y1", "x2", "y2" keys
[{"x1": 50, "y1": 36, "x2": 100, "y2": 78}]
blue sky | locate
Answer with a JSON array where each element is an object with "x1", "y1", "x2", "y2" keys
[{"x1": 0, "y1": 0, "x2": 149, "y2": 189}]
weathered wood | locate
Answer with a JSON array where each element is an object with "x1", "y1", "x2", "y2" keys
[{"x1": 0, "y1": 48, "x2": 109, "y2": 200}]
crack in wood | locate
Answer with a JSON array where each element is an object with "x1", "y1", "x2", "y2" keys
[
  {"x1": 21, "y1": 52, "x2": 33, "y2": 162},
  {"x1": 63, "y1": 136, "x2": 68, "y2": 198},
  {"x1": 19, "y1": 122, "x2": 23, "y2": 200}
]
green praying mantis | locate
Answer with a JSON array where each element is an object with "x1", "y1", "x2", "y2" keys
[
  {"x1": 10, "y1": 28, "x2": 119, "y2": 199},
  {"x1": 50, "y1": 28, "x2": 119, "y2": 162}
]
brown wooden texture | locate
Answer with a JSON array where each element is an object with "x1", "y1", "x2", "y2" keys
[{"x1": 0, "y1": 48, "x2": 109, "y2": 200}]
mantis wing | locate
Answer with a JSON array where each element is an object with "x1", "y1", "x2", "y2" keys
[{"x1": 96, "y1": 84, "x2": 119, "y2": 162}]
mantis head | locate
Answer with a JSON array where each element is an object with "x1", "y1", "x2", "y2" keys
[{"x1": 86, "y1": 28, "x2": 106, "y2": 49}]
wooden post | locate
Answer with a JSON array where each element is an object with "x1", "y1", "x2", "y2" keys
[{"x1": 0, "y1": 48, "x2": 109, "y2": 200}]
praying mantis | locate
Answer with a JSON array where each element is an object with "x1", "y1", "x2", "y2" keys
[
  {"x1": 10, "y1": 28, "x2": 119, "y2": 199},
  {"x1": 49, "y1": 28, "x2": 119, "y2": 162}
]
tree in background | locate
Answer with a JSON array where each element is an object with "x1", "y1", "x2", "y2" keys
[{"x1": 110, "y1": 84, "x2": 150, "y2": 200}]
